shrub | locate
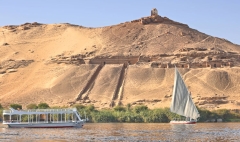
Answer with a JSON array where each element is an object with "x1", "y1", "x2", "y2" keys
[
  {"x1": 0, "y1": 103, "x2": 3, "y2": 109},
  {"x1": 91, "y1": 110, "x2": 116, "y2": 122},
  {"x1": 86, "y1": 105, "x2": 95, "y2": 111},
  {"x1": 74, "y1": 104, "x2": 86, "y2": 111},
  {"x1": 198, "y1": 108, "x2": 211, "y2": 122},
  {"x1": 214, "y1": 109, "x2": 231, "y2": 121},
  {"x1": 26, "y1": 103, "x2": 38, "y2": 109},
  {"x1": 133, "y1": 105, "x2": 148, "y2": 113},
  {"x1": 10, "y1": 104, "x2": 22, "y2": 110},
  {"x1": 38, "y1": 103, "x2": 50, "y2": 109},
  {"x1": 147, "y1": 109, "x2": 169, "y2": 122},
  {"x1": 114, "y1": 106, "x2": 126, "y2": 112},
  {"x1": 126, "y1": 103, "x2": 131, "y2": 111}
]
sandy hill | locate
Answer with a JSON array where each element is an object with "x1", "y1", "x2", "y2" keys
[{"x1": 1, "y1": 10, "x2": 240, "y2": 110}]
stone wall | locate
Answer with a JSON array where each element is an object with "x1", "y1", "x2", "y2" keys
[
  {"x1": 49, "y1": 46, "x2": 239, "y2": 69},
  {"x1": 50, "y1": 53, "x2": 237, "y2": 69},
  {"x1": 89, "y1": 56, "x2": 139, "y2": 65},
  {"x1": 198, "y1": 96, "x2": 229, "y2": 106},
  {"x1": 152, "y1": 61, "x2": 234, "y2": 69}
]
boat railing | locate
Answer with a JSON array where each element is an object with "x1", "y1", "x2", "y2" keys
[
  {"x1": 3, "y1": 120, "x2": 21, "y2": 123},
  {"x1": 26, "y1": 108, "x2": 75, "y2": 112},
  {"x1": 172, "y1": 117, "x2": 196, "y2": 121},
  {"x1": 3, "y1": 120, "x2": 75, "y2": 124},
  {"x1": 172, "y1": 118, "x2": 187, "y2": 121},
  {"x1": 3, "y1": 110, "x2": 11, "y2": 113}
]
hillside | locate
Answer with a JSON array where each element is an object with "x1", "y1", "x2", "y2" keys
[{"x1": 1, "y1": 10, "x2": 240, "y2": 110}]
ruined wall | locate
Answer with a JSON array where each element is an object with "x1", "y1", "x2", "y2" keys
[
  {"x1": 49, "y1": 46, "x2": 239, "y2": 69},
  {"x1": 129, "y1": 8, "x2": 189, "y2": 27},
  {"x1": 129, "y1": 15, "x2": 188, "y2": 27},
  {"x1": 88, "y1": 56, "x2": 139, "y2": 65}
]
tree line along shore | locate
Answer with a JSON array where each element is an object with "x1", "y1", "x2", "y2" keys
[{"x1": 0, "y1": 103, "x2": 240, "y2": 123}]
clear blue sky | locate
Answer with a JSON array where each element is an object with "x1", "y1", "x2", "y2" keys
[{"x1": 1, "y1": 0, "x2": 239, "y2": 45}]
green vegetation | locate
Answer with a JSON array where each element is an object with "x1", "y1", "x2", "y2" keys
[
  {"x1": 197, "y1": 108, "x2": 240, "y2": 122},
  {"x1": 0, "y1": 104, "x2": 3, "y2": 120},
  {"x1": 26, "y1": 103, "x2": 38, "y2": 109},
  {"x1": 75, "y1": 104, "x2": 240, "y2": 123},
  {"x1": 10, "y1": 104, "x2": 22, "y2": 110},
  {"x1": 1, "y1": 103, "x2": 240, "y2": 123},
  {"x1": 37, "y1": 103, "x2": 50, "y2": 109}
]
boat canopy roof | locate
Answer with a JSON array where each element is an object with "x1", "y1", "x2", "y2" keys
[{"x1": 3, "y1": 107, "x2": 78, "y2": 115}]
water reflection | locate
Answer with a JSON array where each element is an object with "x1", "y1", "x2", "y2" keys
[
  {"x1": 171, "y1": 123, "x2": 195, "y2": 131},
  {"x1": 0, "y1": 123, "x2": 240, "y2": 141}
]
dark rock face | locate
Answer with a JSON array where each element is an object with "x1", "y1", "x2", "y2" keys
[{"x1": 2, "y1": 43, "x2": 9, "y2": 46}]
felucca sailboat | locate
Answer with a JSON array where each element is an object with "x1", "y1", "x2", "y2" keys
[{"x1": 170, "y1": 67, "x2": 200, "y2": 124}]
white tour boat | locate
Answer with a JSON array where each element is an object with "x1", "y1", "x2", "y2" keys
[
  {"x1": 170, "y1": 67, "x2": 200, "y2": 124},
  {"x1": 2, "y1": 107, "x2": 85, "y2": 128}
]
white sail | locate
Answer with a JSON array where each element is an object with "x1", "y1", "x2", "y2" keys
[{"x1": 170, "y1": 67, "x2": 200, "y2": 120}]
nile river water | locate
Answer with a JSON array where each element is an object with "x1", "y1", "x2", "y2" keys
[{"x1": 1, "y1": 123, "x2": 240, "y2": 141}]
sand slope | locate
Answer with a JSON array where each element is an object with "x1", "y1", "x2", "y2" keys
[{"x1": 1, "y1": 19, "x2": 240, "y2": 110}]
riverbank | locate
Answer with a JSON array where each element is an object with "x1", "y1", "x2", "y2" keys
[{"x1": 1, "y1": 103, "x2": 240, "y2": 123}]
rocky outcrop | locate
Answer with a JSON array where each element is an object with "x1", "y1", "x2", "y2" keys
[
  {"x1": 129, "y1": 8, "x2": 189, "y2": 28},
  {"x1": 0, "y1": 59, "x2": 34, "y2": 74},
  {"x1": 2, "y1": 22, "x2": 43, "y2": 32},
  {"x1": 197, "y1": 96, "x2": 229, "y2": 105},
  {"x1": 2, "y1": 43, "x2": 9, "y2": 46},
  {"x1": 49, "y1": 54, "x2": 86, "y2": 65},
  {"x1": 130, "y1": 15, "x2": 189, "y2": 28},
  {"x1": 49, "y1": 46, "x2": 240, "y2": 69}
]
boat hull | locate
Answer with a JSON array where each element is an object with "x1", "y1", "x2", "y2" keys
[
  {"x1": 6, "y1": 122, "x2": 84, "y2": 128},
  {"x1": 170, "y1": 120, "x2": 196, "y2": 124}
]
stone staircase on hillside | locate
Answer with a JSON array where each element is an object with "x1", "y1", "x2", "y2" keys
[
  {"x1": 110, "y1": 63, "x2": 128, "y2": 107},
  {"x1": 76, "y1": 64, "x2": 104, "y2": 101}
]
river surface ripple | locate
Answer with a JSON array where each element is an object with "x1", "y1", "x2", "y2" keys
[{"x1": 0, "y1": 123, "x2": 240, "y2": 141}]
